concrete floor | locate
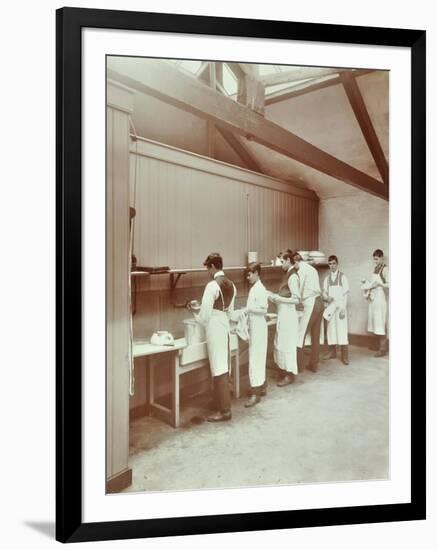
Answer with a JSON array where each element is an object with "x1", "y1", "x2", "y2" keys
[{"x1": 124, "y1": 345, "x2": 389, "y2": 493}]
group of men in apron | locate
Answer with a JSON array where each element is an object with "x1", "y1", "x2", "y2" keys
[
  {"x1": 193, "y1": 249, "x2": 388, "y2": 423},
  {"x1": 268, "y1": 250, "x2": 349, "y2": 388}
]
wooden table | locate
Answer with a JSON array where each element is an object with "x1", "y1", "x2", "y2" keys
[{"x1": 133, "y1": 336, "x2": 240, "y2": 428}]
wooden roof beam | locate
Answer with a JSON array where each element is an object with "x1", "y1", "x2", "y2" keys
[
  {"x1": 340, "y1": 71, "x2": 389, "y2": 185},
  {"x1": 262, "y1": 67, "x2": 340, "y2": 87},
  {"x1": 265, "y1": 69, "x2": 376, "y2": 105},
  {"x1": 216, "y1": 127, "x2": 263, "y2": 173},
  {"x1": 107, "y1": 58, "x2": 387, "y2": 200}
]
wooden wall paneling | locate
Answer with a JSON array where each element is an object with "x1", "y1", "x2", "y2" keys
[
  {"x1": 111, "y1": 109, "x2": 131, "y2": 476},
  {"x1": 106, "y1": 80, "x2": 134, "y2": 487},
  {"x1": 106, "y1": 108, "x2": 114, "y2": 477},
  {"x1": 131, "y1": 141, "x2": 319, "y2": 276}
]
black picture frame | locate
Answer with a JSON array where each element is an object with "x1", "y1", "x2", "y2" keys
[{"x1": 56, "y1": 7, "x2": 426, "y2": 543}]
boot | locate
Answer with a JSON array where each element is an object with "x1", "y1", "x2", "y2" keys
[
  {"x1": 277, "y1": 374, "x2": 295, "y2": 387},
  {"x1": 341, "y1": 345, "x2": 349, "y2": 365},
  {"x1": 244, "y1": 394, "x2": 261, "y2": 408},
  {"x1": 323, "y1": 345, "x2": 337, "y2": 360},
  {"x1": 374, "y1": 336, "x2": 387, "y2": 357},
  {"x1": 207, "y1": 411, "x2": 232, "y2": 422}
]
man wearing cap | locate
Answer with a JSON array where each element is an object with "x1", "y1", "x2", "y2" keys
[{"x1": 193, "y1": 253, "x2": 237, "y2": 422}]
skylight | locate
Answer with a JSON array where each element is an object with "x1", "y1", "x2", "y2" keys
[{"x1": 222, "y1": 64, "x2": 238, "y2": 95}]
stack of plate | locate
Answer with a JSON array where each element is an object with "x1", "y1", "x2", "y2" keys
[
  {"x1": 297, "y1": 250, "x2": 310, "y2": 261},
  {"x1": 308, "y1": 251, "x2": 327, "y2": 265}
]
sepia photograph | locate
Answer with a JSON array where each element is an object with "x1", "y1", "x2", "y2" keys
[{"x1": 105, "y1": 55, "x2": 390, "y2": 495}]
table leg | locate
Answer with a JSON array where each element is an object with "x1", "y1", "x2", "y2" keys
[
  {"x1": 234, "y1": 350, "x2": 240, "y2": 399},
  {"x1": 171, "y1": 353, "x2": 180, "y2": 428},
  {"x1": 148, "y1": 357, "x2": 155, "y2": 406}
]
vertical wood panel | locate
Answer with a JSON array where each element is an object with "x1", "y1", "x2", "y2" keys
[
  {"x1": 111, "y1": 110, "x2": 130, "y2": 476},
  {"x1": 129, "y1": 149, "x2": 318, "y2": 286},
  {"x1": 107, "y1": 101, "x2": 132, "y2": 481},
  {"x1": 106, "y1": 108, "x2": 114, "y2": 477}
]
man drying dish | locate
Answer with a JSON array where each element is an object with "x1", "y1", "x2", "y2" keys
[
  {"x1": 361, "y1": 249, "x2": 389, "y2": 357},
  {"x1": 322, "y1": 255, "x2": 350, "y2": 365},
  {"x1": 192, "y1": 253, "x2": 237, "y2": 422}
]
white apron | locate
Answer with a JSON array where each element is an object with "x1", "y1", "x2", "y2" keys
[
  {"x1": 247, "y1": 281, "x2": 268, "y2": 388},
  {"x1": 367, "y1": 274, "x2": 387, "y2": 336},
  {"x1": 274, "y1": 302, "x2": 298, "y2": 374},
  {"x1": 326, "y1": 284, "x2": 349, "y2": 345},
  {"x1": 297, "y1": 295, "x2": 315, "y2": 348},
  {"x1": 206, "y1": 309, "x2": 231, "y2": 377}
]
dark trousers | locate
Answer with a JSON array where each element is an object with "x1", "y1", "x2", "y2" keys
[
  {"x1": 298, "y1": 296, "x2": 324, "y2": 369},
  {"x1": 213, "y1": 372, "x2": 231, "y2": 413}
]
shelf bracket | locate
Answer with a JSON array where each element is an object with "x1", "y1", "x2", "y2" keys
[{"x1": 170, "y1": 272, "x2": 185, "y2": 290}]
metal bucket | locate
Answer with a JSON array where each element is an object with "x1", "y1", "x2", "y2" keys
[{"x1": 183, "y1": 319, "x2": 206, "y2": 345}]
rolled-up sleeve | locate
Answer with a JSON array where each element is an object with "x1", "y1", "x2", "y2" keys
[{"x1": 196, "y1": 282, "x2": 217, "y2": 326}]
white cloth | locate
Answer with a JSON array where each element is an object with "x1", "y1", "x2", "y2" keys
[
  {"x1": 195, "y1": 271, "x2": 236, "y2": 377},
  {"x1": 274, "y1": 271, "x2": 299, "y2": 374},
  {"x1": 323, "y1": 271, "x2": 349, "y2": 345},
  {"x1": 364, "y1": 269, "x2": 389, "y2": 336},
  {"x1": 296, "y1": 262, "x2": 321, "y2": 348},
  {"x1": 229, "y1": 309, "x2": 249, "y2": 341},
  {"x1": 247, "y1": 280, "x2": 268, "y2": 388}
]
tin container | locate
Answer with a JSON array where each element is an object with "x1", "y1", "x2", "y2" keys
[{"x1": 183, "y1": 319, "x2": 206, "y2": 345}]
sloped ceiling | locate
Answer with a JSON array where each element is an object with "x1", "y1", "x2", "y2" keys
[
  {"x1": 116, "y1": 60, "x2": 388, "y2": 201},
  {"x1": 242, "y1": 71, "x2": 389, "y2": 199}
]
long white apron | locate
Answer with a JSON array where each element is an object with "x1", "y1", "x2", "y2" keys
[
  {"x1": 248, "y1": 314, "x2": 267, "y2": 387},
  {"x1": 368, "y1": 274, "x2": 387, "y2": 335},
  {"x1": 274, "y1": 303, "x2": 298, "y2": 374},
  {"x1": 247, "y1": 281, "x2": 268, "y2": 387},
  {"x1": 326, "y1": 285, "x2": 349, "y2": 345},
  {"x1": 206, "y1": 309, "x2": 231, "y2": 377}
]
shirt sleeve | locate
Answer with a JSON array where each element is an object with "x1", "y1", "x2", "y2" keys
[
  {"x1": 196, "y1": 281, "x2": 217, "y2": 326},
  {"x1": 289, "y1": 273, "x2": 301, "y2": 300},
  {"x1": 382, "y1": 267, "x2": 390, "y2": 288}
]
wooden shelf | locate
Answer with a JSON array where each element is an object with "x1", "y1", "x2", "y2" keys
[
  {"x1": 131, "y1": 271, "x2": 150, "y2": 277},
  {"x1": 130, "y1": 262, "x2": 327, "y2": 290}
]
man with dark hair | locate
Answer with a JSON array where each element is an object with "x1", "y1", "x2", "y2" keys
[
  {"x1": 243, "y1": 262, "x2": 268, "y2": 406},
  {"x1": 361, "y1": 249, "x2": 389, "y2": 357},
  {"x1": 268, "y1": 251, "x2": 301, "y2": 386},
  {"x1": 293, "y1": 252, "x2": 324, "y2": 372},
  {"x1": 193, "y1": 253, "x2": 237, "y2": 422},
  {"x1": 322, "y1": 255, "x2": 350, "y2": 365}
]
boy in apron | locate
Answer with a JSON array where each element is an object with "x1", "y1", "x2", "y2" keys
[
  {"x1": 268, "y1": 251, "x2": 301, "y2": 386},
  {"x1": 194, "y1": 253, "x2": 237, "y2": 422},
  {"x1": 361, "y1": 249, "x2": 389, "y2": 357},
  {"x1": 322, "y1": 255, "x2": 350, "y2": 365},
  {"x1": 243, "y1": 262, "x2": 269, "y2": 407}
]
